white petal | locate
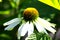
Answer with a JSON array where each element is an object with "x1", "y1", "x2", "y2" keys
[
  {"x1": 33, "y1": 21, "x2": 48, "y2": 34},
  {"x1": 18, "y1": 22, "x2": 29, "y2": 39},
  {"x1": 3, "y1": 18, "x2": 20, "y2": 26},
  {"x1": 4, "y1": 21, "x2": 20, "y2": 30},
  {"x1": 28, "y1": 22, "x2": 34, "y2": 36},
  {"x1": 37, "y1": 17, "x2": 56, "y2": 34},
  {"x1": 37, "y1": 17, "x2": 55, "y2": 27},
  {"x1": 17, "y1": 23, "x2": 24, "y2": 39}
]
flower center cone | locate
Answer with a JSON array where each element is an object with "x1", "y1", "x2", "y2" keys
[{"x1": 23, "y1": 8, "x2": 39, "y2": 21}]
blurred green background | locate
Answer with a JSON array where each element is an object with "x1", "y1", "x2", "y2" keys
[{"x1": 0, "y1": 0, "x2": 60, "y2": 40}]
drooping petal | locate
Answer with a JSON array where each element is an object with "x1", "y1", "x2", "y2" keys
[
  {"x1": 37, "y1": 17, "x2": 56, "y2": 34},
  {"x1": 37, "y1": 17, "x2": 55, "y2": 27},
  {"x1": 4, "y1": 20, "x2": 20, "y2": 30},
  {"x1": 17, "y1": 22, "x2": 29, "y2": 39},
  {"x1": 17, "y1": 23, "x2": 24, "y2": 39},
  {"x1": 28, "y1": 22, "x2": 34, "y2": 36},
  {"x1": 33, "y1": 21, "x2": 48, "y2": 34},
  {"x1": 3, "y1": 18, "x2": 20, "y2": 26}
]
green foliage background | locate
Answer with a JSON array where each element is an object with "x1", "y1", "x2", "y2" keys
[{"x1": 0, "y1": 0, "x2": 60, "y2": 40}]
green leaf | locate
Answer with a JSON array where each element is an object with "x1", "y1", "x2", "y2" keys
[
  {"x1": 0, "y1": 10, "x2": 10, "y2": 14},
  {"x1": 0, "y1": 0, "x2": 2, "y2": 2},
  {"x1": 51, "y1": 0, "x2": 60, "y2": 6},
  {"x1": 39, "y1": 0, "x2": 60, "y2": 10},
  {"x1": 26, "y1": 33, "x2": 36, "y2": 40},
  {"x1": 9, "y1": 0, "x2": 21, "y2": 8},
  {"x1": 58, "y1": 0, "x2": 60, "y2": 5},
  {"x1": 36, "y1": 33, "x2": 52, "y2": 40},
  {"x1": 26, "y1": 33, "x2": 52, "y2": 40}
]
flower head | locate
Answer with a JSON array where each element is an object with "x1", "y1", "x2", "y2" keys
[
  {"x1": 3, "y1": 7, "x2": 56, "y2": 39},
  {"x1": 23, "y1": 8, "x2": 39, "y2": 21}
]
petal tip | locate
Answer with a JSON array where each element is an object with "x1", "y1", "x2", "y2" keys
[
  {"x1": 3, "y1": 23, "x2": 7, "y2": 26},
  {"x1": 52, "y1": 30, "x2": 56, "y2": 34}
]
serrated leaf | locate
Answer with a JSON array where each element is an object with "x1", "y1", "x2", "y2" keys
[{"x1": 25, "y1": 33, "x2": 36, "y2": 40}]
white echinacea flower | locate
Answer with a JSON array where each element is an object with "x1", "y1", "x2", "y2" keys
[{"x1": 3, "y1": 7, "x2": 56, "y2": 39}]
